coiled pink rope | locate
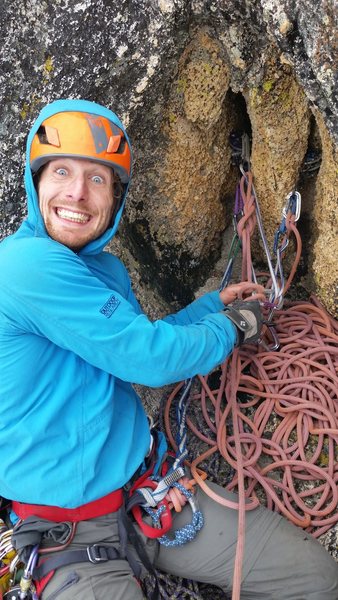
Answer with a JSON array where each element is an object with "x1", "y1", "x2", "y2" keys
[
  {"x1": 164, "y1": 171, "x2": 338, "y2": 600},
  {"x1": 165, "y1": 299, "x2": 338, "y2": 598}
]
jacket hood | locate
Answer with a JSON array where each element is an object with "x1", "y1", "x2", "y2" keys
[{"x1": 24, "y1": 98, "x2": 133, "y2": 256}]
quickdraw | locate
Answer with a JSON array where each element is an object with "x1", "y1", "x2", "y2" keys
[
  {"x1": 273, "y1": 191, "x2": 301, "y2": 261},
  {"x1": 128, "y1": 409, "x2": 204, "y2": 547}
]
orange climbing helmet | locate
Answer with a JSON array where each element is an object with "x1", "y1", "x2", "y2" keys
[{"x1": 30, "y1": 111, "x2": 132, "y2": 183}]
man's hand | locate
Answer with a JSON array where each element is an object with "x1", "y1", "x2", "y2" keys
[
  {"x1": 219, "y1": 283, "x2": 251, "y2": 306},
  {"x1": 223, "y1": 299, "x2": 263, "y2": 345}
]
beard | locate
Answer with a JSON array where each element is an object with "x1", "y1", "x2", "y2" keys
[{"x1": 42, "y1": 208, "x2": 112, "y2": 252}]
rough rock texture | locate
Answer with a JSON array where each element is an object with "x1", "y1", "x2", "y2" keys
[
  {"x1": 1, "y1": 0, "x2": 338, "y2": 315},
  {"x1": 0, "y1": 0, "x2": 190, "y2": 239},
  {"x1": 310, "y1": 111, "x2": 338, "y2": 317},
  {"x1": 125, "y1": 28, "x2": 234, "y2": 303},
  {"x1": 0, "y1": 0, "x2": 337, "y2": 579},
  {"x1": 247, "y1": 60, "x2": 310, "y2": 242}
]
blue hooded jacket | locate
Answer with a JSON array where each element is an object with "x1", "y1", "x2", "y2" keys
[{"x1": 0, "y1": 99, "x2": 237, "y2": 508}]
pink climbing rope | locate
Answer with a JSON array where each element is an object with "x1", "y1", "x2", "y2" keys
[{"x1": 164, "y1": 169, "x2": 338, "y2": 600}]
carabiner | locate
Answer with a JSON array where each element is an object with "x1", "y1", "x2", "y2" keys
[
  {"x1": 131, "y1": 479, "x2": 172, "y2": 539},
  {"x1": 282, "y1": 191, "x2": 301, "y2": 222},
  {"x1": 259, "y1": 315, "x2": 281, "y2": 351}
]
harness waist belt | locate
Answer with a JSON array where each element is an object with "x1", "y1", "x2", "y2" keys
[{"x1": 12, "y1": 488, "x2": 124, "y2": 522}]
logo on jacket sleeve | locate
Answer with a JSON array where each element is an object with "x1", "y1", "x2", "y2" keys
[{"x1": 100, "y1": 294, "x2": 121, "y2": 318}]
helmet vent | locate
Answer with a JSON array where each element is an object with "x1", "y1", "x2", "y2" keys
[
  {"x1": 36, "y1": 125, "x2": 48, "y2": 144},
  {"x1": 107, "y1": 134, "x2": 126, "y2": 155},
  {"x1": 36, "y1": 125, "x2": 60, "y2": 147},
  {"x1": 115, "y1": 137, "x2": 126, "y2": 155}
]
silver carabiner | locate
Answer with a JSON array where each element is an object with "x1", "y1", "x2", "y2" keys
[
  {"x1": 282, "y1": 191, "x2": 301, "y2": 221},
  {"x1": 259, "y1": 321, "x2": 280, "y2": 352}
]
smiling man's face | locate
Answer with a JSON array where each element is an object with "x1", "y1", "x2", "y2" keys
[{"x1": 37, "y1": 158, "x2": 115, "y2": 251}]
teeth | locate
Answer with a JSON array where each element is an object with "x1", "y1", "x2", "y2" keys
[{"x1": 57, "y1": 208, "x2": 90, "y2": 223}]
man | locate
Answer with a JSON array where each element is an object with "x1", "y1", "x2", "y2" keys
[{"x1": 0, "y1": 99, "x2": 337, "y2": 600}]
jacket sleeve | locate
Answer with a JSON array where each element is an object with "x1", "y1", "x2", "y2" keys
[{"x1": 3, "y1": 242, "x2": 237, "y2": 387}]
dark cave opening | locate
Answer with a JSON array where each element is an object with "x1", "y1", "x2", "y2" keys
[
  {"x1": 295, "y1": 114, "x2": 322, "y2": 278},
  {"x1": 219, "y1": 89, "x2": 253, "y2": 225}
]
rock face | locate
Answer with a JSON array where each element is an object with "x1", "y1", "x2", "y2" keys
[
  {"x1": 1, "y1": 0, "x2": 337, "y2": 316},
  {"x1": 311, "y1": 112, "x2": 338, "y2": 317}
]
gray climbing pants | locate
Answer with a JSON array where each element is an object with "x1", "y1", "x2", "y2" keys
[{"x1": 40, "y1": 482, "x2": 338, "y2": 600}]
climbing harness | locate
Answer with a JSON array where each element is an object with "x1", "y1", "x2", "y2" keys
[
  {"x1": 3, "y1": 510, "x2": 157, "y2": 600},
  {"x1": 2, "y1": 424, "x2": 204, "y2": 600}
]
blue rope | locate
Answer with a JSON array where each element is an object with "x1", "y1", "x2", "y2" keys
[
  {"x1": 158, "y1": 510, "x2": 204, "y2": 547},
  {"x1": 145, "y1": 483, "x2": 204, "y2": 548}
]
